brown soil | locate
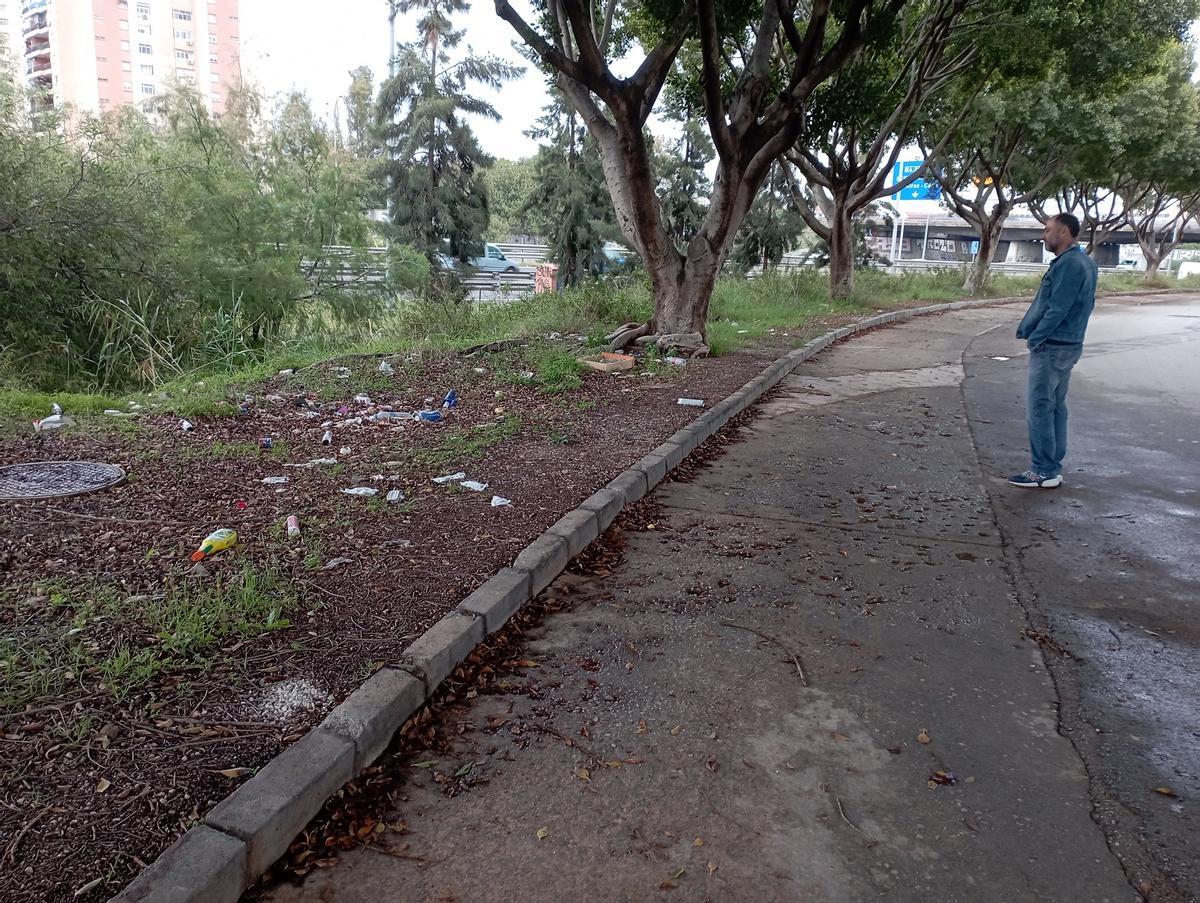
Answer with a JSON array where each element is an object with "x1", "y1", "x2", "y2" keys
[{"x1": 0, "y1": 329, "x2": 823, "y2": 903}]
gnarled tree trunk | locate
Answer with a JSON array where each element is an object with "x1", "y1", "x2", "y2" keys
[{"x1": 963, "y1": 217, "x2": 1005, "y2": 295}]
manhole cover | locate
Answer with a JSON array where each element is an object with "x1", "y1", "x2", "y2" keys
[{"x1": 0, "y1": 461, "x2": 126, "y2": 500}]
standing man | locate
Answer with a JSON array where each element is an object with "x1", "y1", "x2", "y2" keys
[{"x1": 1009, "y1": 212, "x2": 1098, "y2": 488}]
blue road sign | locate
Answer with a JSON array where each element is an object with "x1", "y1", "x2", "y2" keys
[{"x1": 892, "y1": 161, "x2": 941, "y2": 201}]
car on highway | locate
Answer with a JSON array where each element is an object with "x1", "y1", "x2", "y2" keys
[{"x1": 469, "y1": 243, "x2": 520, "y2": 273}]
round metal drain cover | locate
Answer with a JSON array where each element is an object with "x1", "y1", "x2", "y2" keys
[{"x1": 0, "y1": 461, "x2": 126, "y2": 500}]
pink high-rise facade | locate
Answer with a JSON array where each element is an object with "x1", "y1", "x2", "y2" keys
[{"x1": 19, "y1": 0, "x2": 240, "y2": 116}]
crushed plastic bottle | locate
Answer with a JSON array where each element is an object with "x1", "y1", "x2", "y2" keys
[
  {"x1": 490, "y1": 496, "x2": 512, "y2": 507},
  {"x1": 261, "y1": 476, "x2": 289, "y2": 484},
  {"x1": 461, "y1": 480, "x2": 488, "y2": 492},
  {"x1": 386, "y1": 489, "x2": 403, "y2": 504},
  {"x1": 378, "y1": 359, "x2": 395, "y2": 374},
  {"x1": 432, "y1": 471, "x2": 466, "y2": 484},
  {"x1": 676, "y1": 398, "x2": 705, "y2": 407},
  {"x1": 373, "y1": 411, "x2": 412, "y2": 422},
  {"x1": 416, "y1": 410, "x2": 444, "y2": 423},
  {"x1": 340, "y1": 487, "x2": 378, "y2": 497},
  {"x1": 179, "y1": 419, "x2": 194, "y2": 431},
  {"x1": 50, "y1": 402, "x2": 63, "y2": 415},
  {"x1": 32, "y1": 413, "x2": 75, "y2": 434},
  {"x1": 286, "y1": 515, "x2": 301, "y2": 538},
  {"x1": 191, "y1": 528, "x2": 237, "y2": 562},
  {"x1": 321, "y1": 430, "x2": 333, "y2": 445},
  {"x1": 443, "y1": 389, "x2": 458, "y2": 409}
]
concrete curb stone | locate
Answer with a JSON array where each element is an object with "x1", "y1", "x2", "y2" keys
[
  {"x1": 513, "y1": 532, "x2": 571, "y2": 595},
  {"x1": 547, "y1": 508, "x2": 600, "y2": 557},
  {"x1": 633, "y1": 451, "x2": 668, "y2": 488},
  {"x1": 398, "y1": 611, "x2": 485, "y2": 690},
  {"x1": 111, "y1": 825, "x2": 246, "y2": 903},
  {"x1": 204, "y1": 729, "x2": 354, "y2": 878},
  {"x1": 456, "y1": 568, "x2": 532, "y2": 634},
  {"x1": 650, "y1": 440, "x2": 687, "y2": 472},
  {"x1": 578, "y1": 488, "x2": 625, "y2": 533},
  {"x1": 319, "y1": 668, "x2": 426, "y2": 773},
  {"x1": 606, "y1": 468, "x2": 648, "y2": 506}
]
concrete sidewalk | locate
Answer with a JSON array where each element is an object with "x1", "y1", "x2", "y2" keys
[{"x1": 265, "y1": 305, "x2": 1139, "y2": 903}]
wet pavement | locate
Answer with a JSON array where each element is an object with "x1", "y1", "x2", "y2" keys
[
  {"x1": 261, "y1": 294, "x2": 1198, "y2": 903},
  {"x1": 964, "y1": 292, "x2": 1200, "y2": 901}
]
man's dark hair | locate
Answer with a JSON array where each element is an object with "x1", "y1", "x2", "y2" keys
[{"x1": 1054, "y1": 212, "x2": 1081, "y2": 238}]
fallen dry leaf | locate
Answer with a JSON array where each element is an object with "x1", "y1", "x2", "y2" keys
[
  {"x1": 707, "y1": 861, "x2": 718, "y2": 875},
  {"x1": 831, "y1": 732, "x2": 850, "y2": 742},
  {"x1": 636, "y1": 719, "x2": 649, "y2": 734},
  {"x1": 95, "y1": 778, "x2": 111, "y2": 794},
  {"x1": 536, "y1": 826, "x2": 550, "y2": 840},
  {"x1": 1153, "y1": 787, "x2": 1178, "y2": 798},
  {"x1": 213, "y1": 767, "x2": 251, "y2": 779},
  {"x1": 575, "y1": 767, "x2": 591, "y2": 782},
  {"x1": 916, "y1": 729, "x2": 931, "y2": 745},
  {"x1": 670, "y1": 724, "x2": 683, "y2": 736},
  {"x1": 693, "y1": 837, "x2": 704, "y2": 847},
  {"x1": 659, "y1": 880, "x2": 678, "y2": 891},
  {"x1": 604, "y1": 759, "x2": 625, "y2": 769}
]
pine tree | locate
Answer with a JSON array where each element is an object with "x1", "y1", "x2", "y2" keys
[
  {"x1": 524, "y1": 92, "x2": 616, "y2": 287},
  {"x1": 730, "y1": 161, "x2": 807, "y2": 275},
  {"x1": 378, "y1": 0, "x2": 520, "y2": 261},
  {"x1": 656, "y1": 82, "x2": 713, "y2": 251}
]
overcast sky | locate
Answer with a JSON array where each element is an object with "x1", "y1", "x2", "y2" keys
[{"x1": 239, "y1": 0, "x2": 551, "y2": 160}]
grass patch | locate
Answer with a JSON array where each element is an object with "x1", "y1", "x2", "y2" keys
[
  {"x1": 414, "y1": 413, "x2": 523, "y2": 468},
  {"x1": 0, "y1": 565, "x2": 295, "y2": 709}
]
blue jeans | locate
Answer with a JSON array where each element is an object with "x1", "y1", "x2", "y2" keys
[{"x1": 1027, "y1": 342, "x2": 1084, "y2": 477}]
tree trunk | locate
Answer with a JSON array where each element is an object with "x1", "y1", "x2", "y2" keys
[
  {"x1": 1143, "y1": 251, "x2": 1162, "y2": 280},
  {"x1": 828, "y1": 201, "x2": 855, "y2": 299},
  {"x1": 963, "y1": 219, "x2": 1004, "y2": 295}
]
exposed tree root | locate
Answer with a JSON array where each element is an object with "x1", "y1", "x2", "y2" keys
[{"x1": 608, "y1": 322, "x2": 709, "y2": 357}]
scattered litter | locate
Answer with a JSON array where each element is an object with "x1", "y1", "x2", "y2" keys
[
  {"x1": 916, "y1": 728, "x2": 931, "y2": 745},
  {"x1": 234, "y1": 500, "x2": 247, "y2": 510},
  {"x1": 179, "y1": 419, "x2": 194, "y2": 432},
  {"x1": 494, "y1": 406, "x2": 506, "y2": 414},
  {"x1": 284, "y1": 458, "x2": 337, "y2": 469},
  {"x1": 461, "y1": 480, "x2": 488, "y2": 492},
  {"x1": 261, "y1": 476, "x2": 289, "y2": 485},
  {"x1": 416, "y1": 410, "x2": 444, "y2": 423},
  {"x1": 378, "y1": 359, "x2": 395, "y2": 374},
  {"x1": 286, "y1": 515, "x2": 300, "y2": 538},
  {"x1": 473, "y1": 367, "x2": 487, "y2": 374},
  {"x1": 259, "y1": 437, "x2": 273, "y2": 450},
  {"x1": 50, "y1": 402, "x2": 63, "y2": 415},
  {"x1": 737, "y1": 329, "x2": 749, "y2": 334},
  {"x1": 579, "y1": 351, "x2": 635, "y2": 373},
  {"x1": 340, "y1": 487, "x2": 378, "y2": 497},
  {"x1": 191, "y1": 528, "x2": 237, "y2": 563},
  {"x1": 433, "y1": 472, "x2": 467, "y2": 484},
  {"x1": 264, "y1": 394, "x2": 284, "y2": 403},
  {"x1": 927, "y1": 769, "x2": 958, "y2": 788},
  {"x1": 443, "y1": 389, "x2": 458, "y2": 408},
  {"x1": 373, "y1": 411, "x2": 412, "y2": 422},
  {"x1": 103, "y1": 409, "x2": 133, "y2": 417},
  {"x1": 188, "y1": 561, "x2": 211, "y2": 578},
  {"x1": 322, "y1": 557, "x2": 354, "y2": 570},
  {"x1": 991, "y1": 355, "x2": 1011, "y2": 362},
  {"x1": 665, "y1": 356, "x2": 687, "y2": 367},
  {"x1": 386, "y1": 489, "x2": 404, "y2": 504},
  {"x1": 520, "y1": 370, "x2": 535, "y2": 381},
  {"x1": 339, "y1": 446, "x2": 351, "y2": 456},
  {"x1": 354, "y1": 393, "x2": 372, "y2": 405},
  {"x1": 677, "y1": 398, "x2": 705, "y2": 407},
  {"x1": 321, "y1": 430, "x2": 333, "y2": 445},
  {"x1": 278, "y1": 368, "x2": 295, "y2": 376},
  {"x1": 238, "y1": 402, "x2": 251, "y2": 415},
  {"x1": 491, "y1": 496, "x2": 511, "y2": 507}
]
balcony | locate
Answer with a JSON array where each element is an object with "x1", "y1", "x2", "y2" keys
[
  {"x1": 24, "y1": 36, "x2": 50, "y2": 56},
  {"x1": 21, "y1": 0, "x2": 47, "y2": 14},
  {"x1": 27, "y1": 58, "x2": 51, "y2": 75},
  {"x1": 22, "y1": 13, "x2": 48, "y2": 35}
]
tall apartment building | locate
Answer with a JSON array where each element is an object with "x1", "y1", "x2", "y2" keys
[
  {"x1": 18, "y1": 0, "x2": 240, "y2": 116},
  {"x1": 1, "y1": 0, "x2": 23, "y2": 73}
]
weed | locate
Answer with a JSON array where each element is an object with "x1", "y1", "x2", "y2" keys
[
  {"x1": 414, "y1": 414, "x2": 523, "y2": 467},
  {"x1": 0, "y1": 566, "x2": 295, "y2": 709}
]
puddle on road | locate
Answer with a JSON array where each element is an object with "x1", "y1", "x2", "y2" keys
[{"x1": 758, "y1": 363, "x2": 964, "y2": 417}]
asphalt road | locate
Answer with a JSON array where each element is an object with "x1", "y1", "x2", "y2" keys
[{"x1": 262, "y1": 293, "x2": 1198, "y2": 903}]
